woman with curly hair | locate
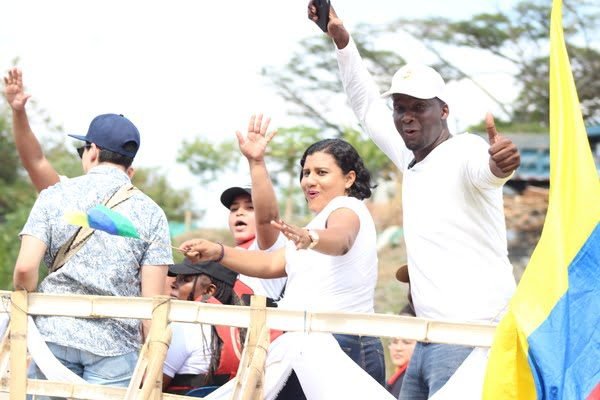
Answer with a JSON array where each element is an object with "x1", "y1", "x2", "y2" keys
[{"x1": 181, "y1": 131, "x2": 386, "y2": 398}]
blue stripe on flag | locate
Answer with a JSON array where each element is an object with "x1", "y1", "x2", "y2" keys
[{"x1": 527, "y1": 223, "x2": 600, "y2": 399}]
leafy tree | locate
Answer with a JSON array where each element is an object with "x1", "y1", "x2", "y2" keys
[
  {"x1": 178, "y1": 125, "x2": 392, "y2": 223},
  {"x1": 389, "y1": 0, "x2": 600, "y2": 127},
  {"x1": 131, "y1": 167, "x2": 198, "y2": 222},
  {"x1": 262, "y1": 0, "x2": 599, "y2": 132},
  {"x1": 0, "y1": 110, "x2": 36, "y2": 288},
  {"x1": 177, "y1": 138, "x2": 239, "y2": 184},
  {"x1": 261, "y1": 30, "x2": 405, "y2": 135}
]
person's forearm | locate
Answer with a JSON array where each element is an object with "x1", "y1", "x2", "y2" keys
[
  {"x1": 12, "y1": 108, "x2": 43, "y2": 168},
  {"x1": 248, "y1": 159, "x2": 281, "y2": 249},
  {"x1": 329, "y1": 22, "x2": 350, "y2": 49},
  {"x1": 12, "y1": 108, "x2": 60, "y2": 191},
  {"x1": 221, "y1": 246, "x2": 285, "y2": 279},
  {"x1": 140, "y1": 265, "x2": 168, "y2": 339}
]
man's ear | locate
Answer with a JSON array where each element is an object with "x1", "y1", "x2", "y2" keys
[
  {"x1": 89, "y1": 143, "x2": 101, "y2": 162},
  {"x1": 205, "y1": 284, "x2": 217, "y2": 297},
  {"x1": 441, "y1": 103, "x2": 449, "y2": 120}
]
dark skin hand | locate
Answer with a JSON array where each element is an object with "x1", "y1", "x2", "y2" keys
[
  {"x1": 308, "y1": 1, "x2": 520, "y2": 177},
  {"x1": 307, "y1": 0, "x2": 349, "y2": 49},
  {"x1": 486, "y1": 113, "x2": 521, "y2": 177}
]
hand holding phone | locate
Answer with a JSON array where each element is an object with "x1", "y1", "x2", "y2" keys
[{"x1": 314, "y1": 0, "x2": 331, "y2": 32}]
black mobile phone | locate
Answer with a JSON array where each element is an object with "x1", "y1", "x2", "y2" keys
[{"x1": 314, "y1": 0, "x2": 331, "y2": 32}]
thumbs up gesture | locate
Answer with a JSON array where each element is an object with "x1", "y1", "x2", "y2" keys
[{"x1": 486, "y1": 113, "x2": 520, "y2": 178}]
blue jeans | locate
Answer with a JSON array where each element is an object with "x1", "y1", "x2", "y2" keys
[
  {"x1": 398, "y1": 342, "x2": 473, "y2": 400},
  {"x1": 28, "y1": 342, "x2": 138, "y2": 400},
  {"x1": 333, "y1": 334, "x2": 385, "y2": 385}
]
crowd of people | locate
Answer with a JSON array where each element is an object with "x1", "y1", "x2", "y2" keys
[{"x1": 4, "y1": 1, "x2": 521, "y2": 399}]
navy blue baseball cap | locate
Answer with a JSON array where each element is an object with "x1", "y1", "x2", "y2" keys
[{"x1": 69, "y1": 113, "x2": 140, "y2": 158}]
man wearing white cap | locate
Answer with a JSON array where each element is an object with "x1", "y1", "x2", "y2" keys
[{"x1": 308, "y1": 3, "x2": 521, "y2": 399}]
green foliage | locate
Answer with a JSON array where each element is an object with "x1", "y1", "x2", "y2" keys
[
  {"x1": 396, "y1": 0, "x2": 600, "y2": 125},
  {"x1": 132, "y1": 167, "x2": 198, "y2": 222},
  {"x1": 0, "y1": 194, "x2": 35, "y2": 288},
  {"x1": 342, "y1": 128, "x2": 399, "y2": 183},
  {"x1": 261, "y1": 33, "x2": 404, "y2": 135},
  {"x1": 260, "y1": 0, "x2": 599, "y2": 137},
  {"x1": 0, "y1": 110, "x2": 36, "y2": 288},
  {"x1": 176, "y1": 124, "x2": 396, "y2": 223},
  {"x1": 177, "y1": 137, "x2": 239, "y2": 183},
  {"x1": 467, "y1": 118, "x2": 548, "y2": 134}
]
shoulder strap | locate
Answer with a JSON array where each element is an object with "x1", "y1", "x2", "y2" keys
[{"x1": 50, "y1": 184, "x2": 139, "y2": 273}]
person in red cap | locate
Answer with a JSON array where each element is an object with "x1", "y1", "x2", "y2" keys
[{"x1": 307, "y1": 2, "x2": 521, "y2": 399}]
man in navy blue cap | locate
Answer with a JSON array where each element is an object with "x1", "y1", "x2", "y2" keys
[{"x1": 13, "y1": 104, "x2": 173, "y2": 387}]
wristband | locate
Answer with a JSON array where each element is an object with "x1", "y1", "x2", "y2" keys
[{"x1": 215, "y1": 242, "x2": 225, "y2": 262}]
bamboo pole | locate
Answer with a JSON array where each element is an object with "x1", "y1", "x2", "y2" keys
[
  {"x1": 0, "y1": 379, "x2": 190, "y2": 400},
  {"x1": 138, "y1": 296, "x2": 171, "y2": 400},
  {"x1": 138, "y1": 327, "x2": 171, "y2": 400},
  {"x1": 240, "y1": 327, "x2": 269, "y2": 400},
  {"x1": 231, "y1": 296, "x2": 268, "y2": 400},
  {"x1": 9, "y1": 290, "x2": 28, "y2": 400},
  {"x1": 124, "y1": 339, "x2": 149, "y2": 400},
  {"x1": 0, "y1": 291, "x2": 497, "y2": 347},
  {"x1": 0, "y1": 328, "x2": 11, "y2": 379},
  {"x1": 124, "y1": 296, "x2": 171, "y2": 400}
]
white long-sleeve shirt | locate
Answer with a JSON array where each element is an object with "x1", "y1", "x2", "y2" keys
[{"x1": 336, "y1": 37, "x2": 515, "y2": 322}]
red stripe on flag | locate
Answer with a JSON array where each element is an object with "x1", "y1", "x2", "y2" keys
[{"x1": 587, "y1": 382, "x2": 600, "y2": 400}]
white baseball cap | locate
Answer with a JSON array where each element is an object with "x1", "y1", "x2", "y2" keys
[{"x1": 381, "y1": 63, "x2": 449, "y2": 105}]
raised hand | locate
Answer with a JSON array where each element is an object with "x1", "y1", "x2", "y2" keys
[
  {"x1": 307, "y1": 0, "x2": 349, "y2": 48},
  {"x1": 179, "y1": 239, "x2": 223, "y2": 263},
  {"x1": 271, "y1": 219, "x2": 312, "y2": 250},
  {"x1": 3, "y1": 68, "x2": 31, "y2": 111},
  {"x1": 235, "y1": 113, "x2": 277, "y2": 162},
  {"x1": 486, "y1": 113, "x2": 521, "y2": 178}
]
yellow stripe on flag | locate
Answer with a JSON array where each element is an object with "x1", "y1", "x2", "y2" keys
[{"x1": 483, "y1": 0, "x2": 600, "y2": 398}]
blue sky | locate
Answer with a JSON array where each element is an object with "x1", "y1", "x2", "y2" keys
[{"x1": 1, "y1": 0, "x2": 519, "y2": 228}]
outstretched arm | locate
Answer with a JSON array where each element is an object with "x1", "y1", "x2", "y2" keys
[
  {"x1": 180, "y1": 239, "x2": 286, "y2": 279},
  {"x1": 236, "y1": 114, "x2": 281, "y2": 250},
  {"x1": 271, "y1": 207, "x2": 360, "y2": 256},
  {"x1": 307, "y1": 2, "x2": 407, "y2": 169},
  {"x1": 4, "y1": 68, "x2": 60, "y2": 192}
]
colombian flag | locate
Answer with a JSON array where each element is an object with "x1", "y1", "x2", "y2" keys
[{"x1": 482, "y1": 0, "x2": 600, "y2": 398}]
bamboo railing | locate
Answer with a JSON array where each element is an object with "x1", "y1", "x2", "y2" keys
[{"x1": 0, "y1": 290, "x2": 497, "y2": 399}]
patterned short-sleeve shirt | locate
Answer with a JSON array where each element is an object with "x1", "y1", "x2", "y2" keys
[{"x1": 20, "y1": 165, "x2": 173, "y2": 356}]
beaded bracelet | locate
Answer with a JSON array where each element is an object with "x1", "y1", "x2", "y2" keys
[{"x1": 215, "y1": 242, "x2": 225, "y2": 263}]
